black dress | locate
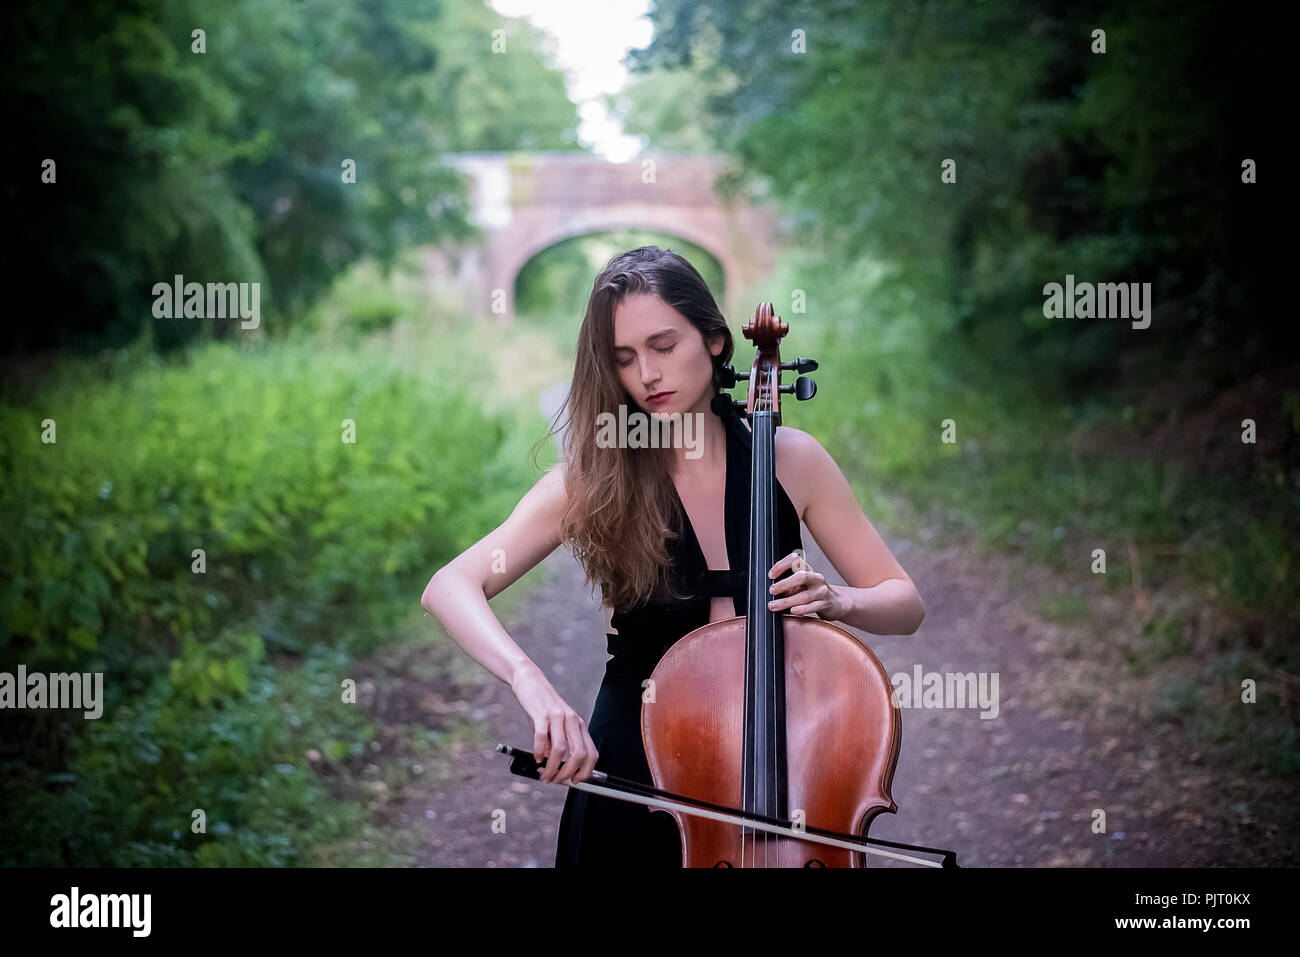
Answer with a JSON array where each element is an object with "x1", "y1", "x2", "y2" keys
[{"x1": 554, "y1": 398, "x2": 804, "y2": 868}]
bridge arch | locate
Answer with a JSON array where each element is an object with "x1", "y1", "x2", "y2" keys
[
  {"x1": 502, "y1": 215, "x2": 738, "y2": 311},
  {"x1": 429, "y1": 152, "x2": 781, "y2": 322}
]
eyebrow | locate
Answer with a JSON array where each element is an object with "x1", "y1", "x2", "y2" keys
[{"x1": 613, "y1": 328, "x2": 679, "y2": 352}]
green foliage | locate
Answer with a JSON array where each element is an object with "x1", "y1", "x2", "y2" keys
[
  {"x1": 7, "y1": 643, "x2": 372, "y2": 867},
  {"x1": 628, "y1": 0, "x2": 1277, "y2": 390},
  {"x1": 168, "y1": 628, "x2": 264, "y2": 707},
  {"x1": 751, "y1": 243, "x2": 1298, "y2": 779},
  {"x1": 0, "y1": 338, "x2": 539, "y2": 669},
  {"x1": 0, "y1": 0, "x2": 581, "y2": 355},
  {"x1": 0, "y1": 336, "x2": 542, "y2": 865}
]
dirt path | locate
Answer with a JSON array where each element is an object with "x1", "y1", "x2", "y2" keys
[{"x1": 377, "y1": 384, "x2": 1289, "y2": 867}]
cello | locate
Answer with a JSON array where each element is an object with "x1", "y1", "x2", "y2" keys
[{"x1": 500, "y1": 302, "x2": 959, "y2": 868}]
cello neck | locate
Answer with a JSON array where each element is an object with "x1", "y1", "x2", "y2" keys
[{"x1": 741, "y1": 402, "x2": 790, "y2": 825}]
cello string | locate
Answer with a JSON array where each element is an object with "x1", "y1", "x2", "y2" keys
[
  {"x1": 742, "y1": 357, "x2": 780, "y2": 866},
  {"x1": 753, "y1": 363, "x2": 760, "y2": 868},
  {"x1": 741, "y1": 364, "x2": 759, "y2": 866},
  {"x1": 761, "y1": 361, "x2": 768, "y2": 868},
  {"x1": 766, "y1": 362, "x2": 775, "y2": 868},
  {"x1": 743, "y1": 366, "x2": 754, "y2": 868},
  {"x1": 751, "y1": 361, "x2": 759, "y2": 868},
  {"x1": 762, "y1": 361, "x2": 773, "y2": 867},
  {"x1": 762, "y1": 362, "x2": 769, "y2": 867}
]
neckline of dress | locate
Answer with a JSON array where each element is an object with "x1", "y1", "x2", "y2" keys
[{"x1": 668, "y1": 407, "x2": 739, "y2": 574}]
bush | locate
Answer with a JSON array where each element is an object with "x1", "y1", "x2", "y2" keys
[{"x1": 0, "y1": 337, "x2": 543, "y2": 865}]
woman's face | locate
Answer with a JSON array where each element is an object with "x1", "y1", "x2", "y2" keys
[{"x1": 612, "y1": 293, "x2": 722, "y2": 417}]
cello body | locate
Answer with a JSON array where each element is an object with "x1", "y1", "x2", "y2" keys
[{"x1": 643, "y1": 614, "x2": 900, "y2": 867}]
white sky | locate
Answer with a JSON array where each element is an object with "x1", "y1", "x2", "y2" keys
[{"x1": 488, "y1": 0, "x2": 654, "y2": 161}]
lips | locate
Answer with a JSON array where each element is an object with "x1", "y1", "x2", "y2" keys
[{"x1": 647, "y1": 391, "x2": 674, "y2": 404}]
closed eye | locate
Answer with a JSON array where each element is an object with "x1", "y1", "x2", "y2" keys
[{"x1": 617, "y1": 344, "x2": 675, "y2": 368}]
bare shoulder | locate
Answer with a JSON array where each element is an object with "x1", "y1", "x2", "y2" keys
[
  {"x1": 775, "y1": 425, "x2": 823, "y2": 457},
  {"x1": 740, "y1": 417, "x2": 825, "y2": 462},
  {"x1": 540, "y1": 459, "x2": 568, "y2": 490},
  {"x1": 775, "y1": 426, "x2": 830, "y2": 473},
  {"x1": 773, "y1": 426, "x2": 829, "y2": 522}
]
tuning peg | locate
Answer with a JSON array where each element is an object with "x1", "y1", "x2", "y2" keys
[
  {"x1": 710, "y1": 393, "x2": 750, "y2": 418},
  {"x1": 780, "y1": 356, "x2": 818, "y2": 373},
  {"x1": 716, "y1": 363, "x2": 751, "y2": 389},
  {"x1": 779, "y1": 376, "x2": 817, "y2": 400}
]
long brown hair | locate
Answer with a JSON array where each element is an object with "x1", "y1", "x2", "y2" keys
[{"x1": 533, "y1": 246, "x2": 735, "y2": 611}]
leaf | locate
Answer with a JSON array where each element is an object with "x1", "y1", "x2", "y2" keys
[
  {"x1": 240, "y1": 630, "x2": 265, "y2": 661},
  {"x1": 194, "y1": 671, "x2": 213, "y2": 705},
  {"x1": 226, "y1": 657, "x2": 248, "y2": 694}
]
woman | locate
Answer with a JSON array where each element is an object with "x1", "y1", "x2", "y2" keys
[{"x1": 420, "y1": 245, "x2": 926, "y2": 867}]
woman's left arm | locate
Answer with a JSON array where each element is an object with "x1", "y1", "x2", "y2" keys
[{"x1": 769, "y1": 429, "x2": 926, "y2": 636}]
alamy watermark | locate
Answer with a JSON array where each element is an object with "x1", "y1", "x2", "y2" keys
[
  {"x1": 151, "y1": 273, "x2": 260, "y2": 329},
  {"x1": 890, "y1": 665, "x2": 999, "y2": 719},
  {"x1": 50, "y1": 886, "x2": 150, "y2": 936},
  {"x1": 1, "y1": 666, "x2": 104, "y2": 719},
  {"x1": 596, "y1": 406, "x2": 706, "y2": 459},
  {"x1": 1042, "y1": 274, "x2": 1151, "y2": 329}
]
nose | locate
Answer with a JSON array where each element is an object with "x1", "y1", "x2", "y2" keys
[{"x1": 639, "y1": 357, "x2": 660, "y2": 388}]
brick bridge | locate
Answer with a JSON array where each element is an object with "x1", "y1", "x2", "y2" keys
[{"x1": 427, "y1": 151, "x2": 783, "y2": 322}]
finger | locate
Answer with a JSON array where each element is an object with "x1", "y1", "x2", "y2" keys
[
  {"x1": 790, "y1": 600, "x2": 829, "y2": 617},
  {"x1": 577, "y1": 727, "x2": 599, "y2": 783},
  {"x1": 770, "y1": 567, "x2": 814, "y2": 596},
  {"x1": 795, "y1": 591, "x2": 835, "y2": 616},
  {"x1": 571, "y1": 716, "x2": 599, "y2": 783},
  {"x1": 533, "y1": 722, "x2": 549, "y2": 764},
  {"x1": 541, "y1": 712, "x2": 568, "y2": 783},
  {"x1": 768, "y1": 551, "x2": 802, "y2": 578},
  {"x1": 769, "y1": 589, "x2": 809, "y2": 611},
  {"x1": 554, "y1": 713, "x2": 588, "y2": 784},
  {"x1": 773, "y1": 578, "x2": 831, "y2": 610}
]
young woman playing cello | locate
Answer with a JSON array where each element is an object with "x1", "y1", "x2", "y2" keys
[{"x1": 421, "y1": 245, "x2": 925, "y2": 867}]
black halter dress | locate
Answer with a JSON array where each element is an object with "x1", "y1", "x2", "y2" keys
[{"x1": 554, "y1": 399, "x2": 804, "y2": 868}]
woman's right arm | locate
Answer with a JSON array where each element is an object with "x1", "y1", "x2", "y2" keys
[{"x1": 419, "y1": 463, "x2": 597, "y2": 784}]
